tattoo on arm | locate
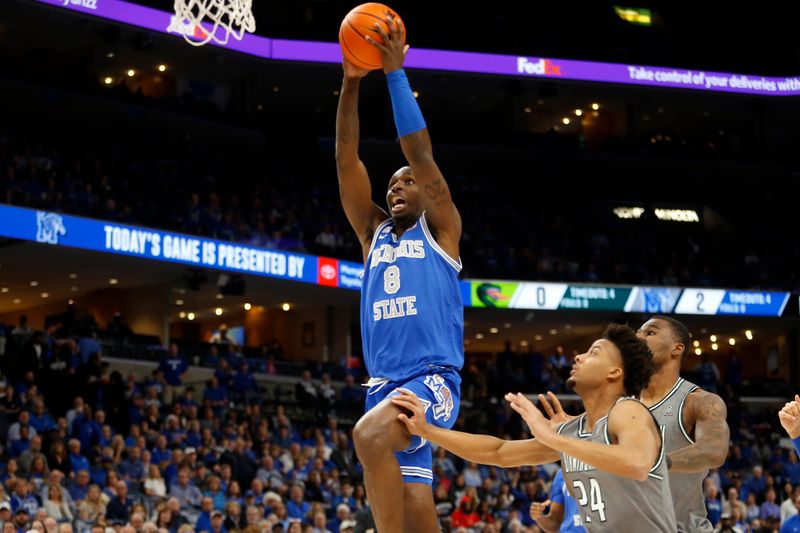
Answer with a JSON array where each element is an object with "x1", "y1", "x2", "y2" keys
[
  {"x1": 668, "y1": 392, "x2": 729, "y2": 473},
  {"x1": 424, "y1": 179, "x2": 448, "y2": 208}
]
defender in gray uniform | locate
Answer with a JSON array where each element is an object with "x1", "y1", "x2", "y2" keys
[
  {"x1": 638, "y1": 317, "x2": 728, "y2": 533},
  {"x1": 540, "y1": 316, "x2": 728, "y2": 533},
  {"x1": 557, "y1": 398, "x2": 674, "y2": 531},
  {"x1": 391, "y1": 324, "x2": 677, "y2": 533}
]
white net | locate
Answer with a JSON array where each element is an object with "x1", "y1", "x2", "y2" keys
[{"x1": 169, "y1": 0, "x2": 256, "y2": 47}]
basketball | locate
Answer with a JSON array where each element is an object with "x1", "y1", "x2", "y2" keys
[{"x1": 339, "y1": 3, "x2": 405, "y2": 71}]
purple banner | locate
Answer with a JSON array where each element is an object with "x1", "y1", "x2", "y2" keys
[{"x1": 35, "y1": 0, "x2": 800, "y2": 96}]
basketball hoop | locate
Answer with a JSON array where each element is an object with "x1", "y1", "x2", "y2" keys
[{"x1": 169, "y1": 0, "x2": 255, "y2": 47}]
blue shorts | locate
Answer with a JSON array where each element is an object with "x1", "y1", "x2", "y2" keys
[{"x1": 364, "y1": 369, "x2": 461, "y2": 485}]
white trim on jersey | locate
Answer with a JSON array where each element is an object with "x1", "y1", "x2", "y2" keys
[
  {"x1": 650, "y1": 425, "x2": 666, "y2": 473},
  {"x1": 578, "y1": 413, "x2": 608, "y2": 438},
  {"x1": 648, "y1": 378, "x2": 685, "y2": 412},
  {"x1": 677, "y1": 386, "x2": 699, "y2": 445},
  {"x1": 419, "y1": 212, "x2": 462, "y2": 272}
]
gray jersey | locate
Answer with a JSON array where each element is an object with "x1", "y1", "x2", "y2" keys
[
  {"x1": 557, "y1": 398, "x2": 677, "y2": 533},
  {"x1": 649, "y1": 378, "x2": 713, "y2": 533}
]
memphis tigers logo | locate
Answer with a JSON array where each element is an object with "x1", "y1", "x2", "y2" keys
[
  {"x1": 36, "y1": 211, "x2": 67, "y2": 244},
  {"x1": 424, "y1": 374, "x2": 454, "y2": 422}
]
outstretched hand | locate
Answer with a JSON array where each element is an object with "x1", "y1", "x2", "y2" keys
[
  {"x1": 779, "y1": 394, "x2": 800, "y2": 439},
  {"x1": 506, "y1": 392, "x2": 558, "y2": 447},
  {"x1": 391, "y1": 389, "x2": 429, "y2": 438},
  {"x1": 538, "y1": 391, "x2": 576, "y2": 425},
  {"x1": 365, "y1": 13, "x2": 410, "y2": 74}
]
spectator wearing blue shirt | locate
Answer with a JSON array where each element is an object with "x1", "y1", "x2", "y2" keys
[
  {"x1": 195, "y1": 497, "x2": 215, "y2": 533},
  {"x1": 163, "y1": 415, "x2": 187, "y2": 447},
  {"x1": 203, "y1": 377, "x2": 229, "y2": 411},
  {"x1": 163, "y1": 449, "x2": 186, "y2": 486},
  {"x1": 746, "y1": 465, "x2": 767, "y2": 500},
  {"x1": 158, "y1": 343, "x2": 188, "y2": 404},
  {"x1": 10, "y1": 479, "x2": 39, "y2": 515},
  {"x1": 213, "y1": 358, "x2": 234, "y2": 388},
  {"x1": 179, "y1": 387, "x2": 200, "y2": 410},
  {"x1": 29, "y1": 400, "x2": 56, "y2": 434},
  {"x1": 120, "y1": 446, "x2": 146, "y2": 482},
  {"x1": 77, "y1": 333, "x2": 101, "y2": 365},
  {"x1": 68, "y1": 439, "x2": 90, "y2": 474},
  {"x1": 705, "y1": 481, "x2": 723, "y2": 529},
  {"x1": 151, "y1": 435, "x2": 172, "y2": 467},
  {"x1": 10, "y1": 427, "x2": 31, "y2": 458},
  {"x1": 760, "y1": 488, "x2": 781, "y2": 521},
  {"x1": 204, "y1": 476, "x2": 227, "y2": 511},
  {"x1": 785, "y1": 453, "x2": 800, "y2": 486},
  {"x1": 209, "y1": 509, "x2": 228, "y2": 533},
  {"x1": 232, "y1": 363, "x2": 258, "y2": 405},
  {"x1": 286, "y1": 484, "x2": 310, "y2": 520},
  {"x1": 78, "y1": 410, "x2": 104, "y2": 452},
  {"x1": 170, "y1": 468, "x2": 203, "y2": 508},
  {"x1": 69, "y1": 469, "x2": 91, "y2": 502}
]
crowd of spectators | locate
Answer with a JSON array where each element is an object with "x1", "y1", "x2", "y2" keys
[
  {"x1": 0, "y1": 311, "x2": 798, "y2": 532},
  {"x1": 1, "y1": 126, "x2": 798, "y2": 292}
]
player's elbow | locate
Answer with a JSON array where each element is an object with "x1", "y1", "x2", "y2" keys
[
  {"x1": 710, "y1": 447, "x2": 728, "y2": 468},
  {"x1": 403, "y1": 146, "x2": 434, "y2": 165},
  {"x1": 630, "y1": 466, "x2": 651, "y2": 482},
  {"x1": 626, "y1": 457, "x2": 652, "y2": 481}
]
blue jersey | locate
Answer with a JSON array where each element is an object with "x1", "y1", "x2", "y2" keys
[
  {"x1": 360, "y1": 213, "x2": 464, "y2": 382},
  {"x1": 550, "y1": 469, "x2": 585, "y2": 532}
]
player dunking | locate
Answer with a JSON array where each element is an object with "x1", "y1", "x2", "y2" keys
[
  {"x1": 541, "y1": 315, "x2": 729, "y2": 532},
  {"x1": 392, "y1": 324, "x2": 677, "y2": 532},
  {"x1": 335, "y1": 13, "x2": 463, "y2": 533}
]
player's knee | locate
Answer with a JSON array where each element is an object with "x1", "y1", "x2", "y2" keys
[{"x1": 353, "y1": 408, "x2": 406, "y2": 458}]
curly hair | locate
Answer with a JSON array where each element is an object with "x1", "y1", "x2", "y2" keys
[{"x1": 603, "y1": 323, "x2": 655, "y2": 397}]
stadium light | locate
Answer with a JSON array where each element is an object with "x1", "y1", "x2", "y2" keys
[
  {"x1": 0, "y1": 287, "x2": 7, "y2": 293},
  {"x1": 694, "y1": 348, "x2": 702, "y2": 356},
  {"x1": 693, "y1": 340, "x2": 700, "y2": 348},
  {"x1": 157, "y1": 64, "x2": 167, "y2": 72},
  {"x1": 475, "y1": 333, "x2": 484, "y2": 339},
  {"x1": 127, "y1": 69, "x2": 136, "y2": 77},
  {"x1": 244, "y1": 303, "x2": 252, "y2": 311},
  {"x1": 187, "y1": 312, "x2": 195, "y2": 321},
  {"x1": 729, "y1": 338, "x2": 736, "y2": 346},
  {"x1": 710, "y1": 335, "x2": 717, "y2": 342},
  {"x1": 215, "y1": 308, "x2": 223, "y2": 316},
  {"x1": 711, "y1": 343, "x2": 718, "y2": 351},
  {"x1": 575, "y1": 109, "x2": 583, "y2": 116},
  {"x1": 282, "y1": 303, "x2": 291, "y2": 311},
  {"x1": 562, "y1": 118, "x2": 570, "y2": 125},
  {"x1": 103, "y1": 77, "x2": 113, "y2": 85},
  {"x1": 592, "y1": 103, "x2": 600, "y2": 111},
  {"x1": 490, "y1": 327, "x2": 499, "y2": 334},
  {"x1": 179, "y1": 312, "x2": 186, "y2": 319},
  {"x1": 745, "y1": 330, "x2": 753, "y2": 340}
]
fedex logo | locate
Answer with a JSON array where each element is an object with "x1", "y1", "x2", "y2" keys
[{"x1": 517, "y1": 57, "x2": 563, "y2": 76}]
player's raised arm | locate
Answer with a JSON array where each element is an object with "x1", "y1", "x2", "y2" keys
[
  {"x1": 335, "y1": 58, "x2": 389, "y2": 261},
  {"x1": 508, "y1": 393, "x2": 659, "y2": 481},
  {"x1": 367, "y1": 15, "x2": 462, "y2": 260},
  {"x1": 391, "y1": 390, "x2": 559, "y2": 468}
]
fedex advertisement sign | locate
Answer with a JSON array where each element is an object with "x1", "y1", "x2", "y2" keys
[{"x1": 517, "y1": 57, "x2": 563, "y2": 76}]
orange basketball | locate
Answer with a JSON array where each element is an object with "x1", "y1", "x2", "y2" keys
[{"x1": 339, "y1": 3, "x2": 405, "y2": 71}]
